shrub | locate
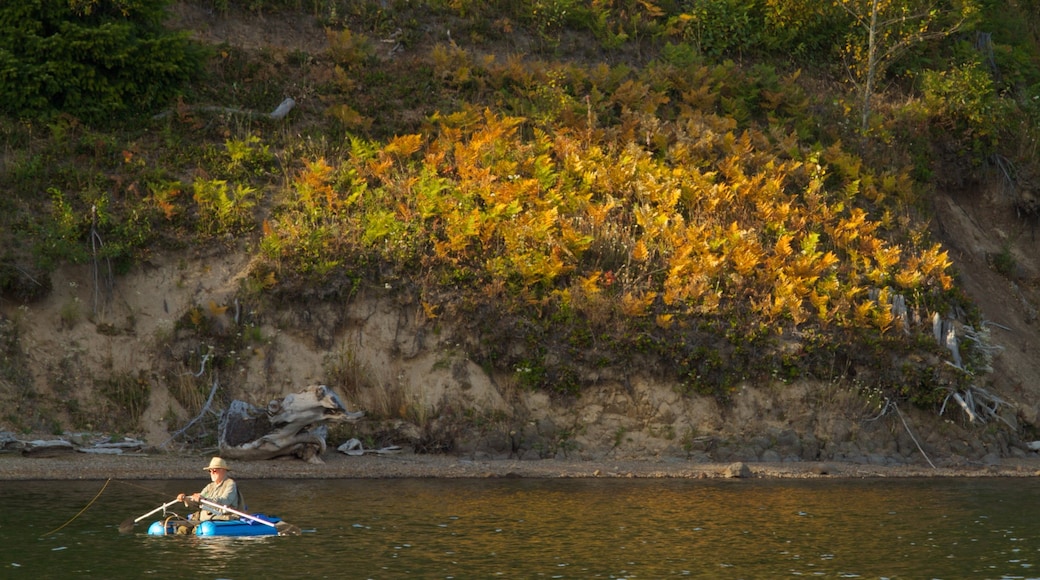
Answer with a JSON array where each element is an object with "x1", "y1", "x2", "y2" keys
[
  {"x1": 665, "y1": 0, "x2": 763, "y2": 57},
  {"x1": 759, "y1": 0, "x2": 849, "y2": 58},
  {"x1": 920, "y1": 59, "x2": 1002, "y2": 159},
  {"x1": 0, "y1": 0, "x2": 204, "y2": 123}
]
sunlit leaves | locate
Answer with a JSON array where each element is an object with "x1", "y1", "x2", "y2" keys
[
  {"x1": 621, "y1": 291, "x2": 657, "y2": 317},
  {"x1": 833, "y1": 0, "x2": 979, "y2": 130},
  {"x1": 362, "y1": 210, "x2": 400, "y2": 245},
  {"x1": 293, "y1": 158, "x2": 337, "y2": 212},
  {"x1": 252, "y1": 49, "x2": 955, "y2": 349},
  {"x1": 192, "y1": 179, "x2": 257, "y2": 237}
]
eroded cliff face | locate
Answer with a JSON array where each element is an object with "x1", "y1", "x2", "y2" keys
[
  {"x1": 1, "y1": 5, "x2": 1038, "y2": 465},
  {"x1": 2, "y1": 177, "x2": 1037, "y2": 467}
]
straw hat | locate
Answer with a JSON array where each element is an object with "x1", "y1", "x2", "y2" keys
[{"x1": 204, "y1": 457, "x2": 230, "y2": 471}]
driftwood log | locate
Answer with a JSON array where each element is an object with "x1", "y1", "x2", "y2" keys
[{"x1": 218, "y1": 385, "x2": 363, "y2": 464}]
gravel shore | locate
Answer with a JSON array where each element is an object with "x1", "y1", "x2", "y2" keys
[{"x1": 3, "y1": 450, "x2": 1039, "y2": 480}]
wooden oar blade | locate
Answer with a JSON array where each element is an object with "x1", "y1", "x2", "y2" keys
[{"x1": 118, "y1": 519, "x2": 135, "y2": 534}]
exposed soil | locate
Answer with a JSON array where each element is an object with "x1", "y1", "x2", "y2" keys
[
  {"x1": 3, "y1": 4, "x2": 1040, "y2": 481},
  {"x1": 932, "y1": 187, "x2": 1040, "y2": 425},
  {"x1": 159, "y1": 3, "x2": 1040, "y2": 452}
]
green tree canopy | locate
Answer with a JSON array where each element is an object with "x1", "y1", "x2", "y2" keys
[{"x1": 0, "y1": 0, "x2": 203, "y2": 123}]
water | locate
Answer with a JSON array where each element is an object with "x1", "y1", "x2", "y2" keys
[{"x1": 1, "y1": 477, "x2": 1038, "y2": 578}]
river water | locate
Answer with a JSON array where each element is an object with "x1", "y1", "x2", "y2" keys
[{"x1": 1, "y1": 476, "x2": 1038, "y2": 579}]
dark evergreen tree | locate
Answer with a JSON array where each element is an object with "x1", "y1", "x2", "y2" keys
[{"x1": 0, "y1": 0, "x2": 204, "y2": 122}]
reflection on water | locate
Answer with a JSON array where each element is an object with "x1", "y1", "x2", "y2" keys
[{"x1": 2, "y1": 476, "x2": 1039, "y2": 578}]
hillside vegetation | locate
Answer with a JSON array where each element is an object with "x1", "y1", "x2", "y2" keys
[{"x1": 2, "y1": 0, "x2": 1039, "y2": 450}]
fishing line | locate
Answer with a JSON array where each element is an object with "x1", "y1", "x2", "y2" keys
[
  {"x1": 40, "y1": 478, "x2": 112, "y2": 538},
  {"x1": 112, "y1": 478, "x2": 171, "y2": 499}
]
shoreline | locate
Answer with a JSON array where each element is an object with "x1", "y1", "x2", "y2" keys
[{"x1": 3, "y1": 451, "x2": 1040, "y2": 480}]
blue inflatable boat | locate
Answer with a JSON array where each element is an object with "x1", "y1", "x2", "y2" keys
[
  {"x1": 132, "y1": 498, "x2": 299, "y2": 536},
  {"x1": 147, "y1": 514, "x2": 283, "y2": 536}
]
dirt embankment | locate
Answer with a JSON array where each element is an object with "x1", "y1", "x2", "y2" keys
[{"x1": 3, "y1": 4, "x2": 1040, "y2": 477}]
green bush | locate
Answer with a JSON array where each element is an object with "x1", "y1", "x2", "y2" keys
[
  {"x1": 666, "y1": 0, "x2": 763, "y2": 57},
  {"x1": 759, "y1": 0, "x2": 849, "y2": 58},
  {"x1": 920, "y1": 59, "x2": 1002, "y2": 158},
  {"x1": 0, "y1": 0, "x2": 204, "y2": 123}
]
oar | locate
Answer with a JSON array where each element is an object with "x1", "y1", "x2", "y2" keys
[
  {"x1": 197, "y1": 498, "x2": 301, "y2": 535},
  {"x1": 118, "y1": 499, "x2": 181, "y2": 534}
]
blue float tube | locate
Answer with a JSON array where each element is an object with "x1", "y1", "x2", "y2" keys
[
  {"x1": 146, "y1": 514, "x2": 282, "y2": 537},
  {"x1": 196, "y1": 516, "x2": 281, "y2": 536}
]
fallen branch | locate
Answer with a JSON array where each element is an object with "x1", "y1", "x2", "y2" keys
[
  {"x1": 189, "y1": 346, "x2": 214, "y2": 377},
  {"x1": 152, "y1": 98, "x2": 295, "y2": 121},
  {"x1": 941, "y1": 385, "x2": 1014, "y2": 427},
  {"x1": 961, "y1": 324, "x2": 1004, "y2": 374},
  {"x1": 89, "y1": 205, "x2": 114, "y2": 319},
  {"x1": 866, "y1": 397, "x2": 893, "y2": 422},
  {"x1": 893, "y1": 402, "x2": 936, "y2": 469},
  {"x1": 951, "y1": 392, "x2": 979, "y2": 423},
  {"x1": 982, "y1": 320, "x2": 1012, "y2": 332},
  {"x1": 219, "y1": 385, "x2": 363, "y2": 463},
  {"x1": 160, "y1": 371, "x2": 221, "y2": 449}
]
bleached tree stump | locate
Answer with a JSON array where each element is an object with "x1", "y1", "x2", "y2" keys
[{"x1": 218, "y1": 385, "x2": 363, "y2": 464}]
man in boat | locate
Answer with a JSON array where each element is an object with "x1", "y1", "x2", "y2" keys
[{"x1": 174, "y1": 457, "x2": 246, "y2": 533}]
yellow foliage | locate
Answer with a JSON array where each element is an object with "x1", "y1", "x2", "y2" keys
[
  {"x1": 866, "y1": 265, "x2": 887, "y2": 286},
  {"x1": 817, "y1": 251, "x2": 839, "y2": 273},
  {"x1": 787, "y1": 299, "x2": 808, "y2": 326},
  {"x1": 207, "y1": 301, "x2": 228, "y2": 317},
  {"x1": 579, "y1": 272, "x2": 602, "y2": 296},
  {"x1": 729, "y1": 241, "x2": 760, "y2": 276},
  {"x1": 695, "y1": 287, "x2": 722, "y2": 314},
  {"x1": 513, "y1": 248, "x2": 568, "y2": 286},
  {"x1": 559, "y1": 220, "x2": 593, "y2": 256},
  {"x1": 633, "y1": 203, "x2": 664, "y2": 239},
  {"x1": 261, "y1": 271, "x2": 277, "y2": 289},
  {"x1": 150, "y1": 182, "x2": 181, "y2": 220},
  {"x1": 189, "y1": 306, "x2": 203, "y2": 327},
  {"x1": 842, "y1": 284, "x2": 866, "y2": 305},
  {"x1": 829, "y1": 207, "x2": 870, "y2": 248},
  {"x1": 872, "y1": 244, "x2": 902, "y2": 270},
  {"x1": 554, "y1": 287, "x2": 573, "y2": 307},
  {"x1": 774, "y1": 234, "x2": 793, "y2": 259},
  {"x1": 682, "y1": 84, "x2": 717, "y2": 111},
  {"x1": 853, "y1": 300, "x2": 875, "y2": 326},
  {"x1": 421, "y1": 301, "x2": 439, "y2": 319},
  {"x1": 367, "y1": 156, "x2": 394, "y2": 182},
  {"x1": 632, "y1": 239, "x2": 650, "y2": 262},
  {"x1": 894, "y1": 266, "x2": 923, "y2": 289},
  {"x1": 295, "y1": 158, "x2": 336, "y2": 210},
  {"x1": 873, "y1": 288, "x2": 895, "y2": 334},
  {"x1": 611, "y1": 79, "x2": 668, "y2": 114},
  {"x1": 788, "y1": 255, "x2": 821, "y2": 285},
  {"x1": 384, "y1": 134, "x2": 424, "y2": 158},
  {"x1": 257, "y1": 59, "x2": 963, "y2": 344},
  {"x1": 918, "y1": 244, "x2": 952, "y2": 280},
  {"x1": 662, "y1": 284, "x2": 681, "y2": 306},
  {"x1": 757, "y1": 197, "x2": 791, "y2": 225},
  {"x1": 808, "y1": 291, "x2": 831, "y2": 321},
  {"x1": 857, "y1": 236, "x2": 882, "y2": 256},
  {"x1": 621, "y1": 291, "x2": 656, "y2": 317}
]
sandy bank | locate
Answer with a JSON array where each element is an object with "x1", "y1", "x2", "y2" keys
[{"x1": 3, "y1": 450, "x2": 1040, "y2": 481}]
